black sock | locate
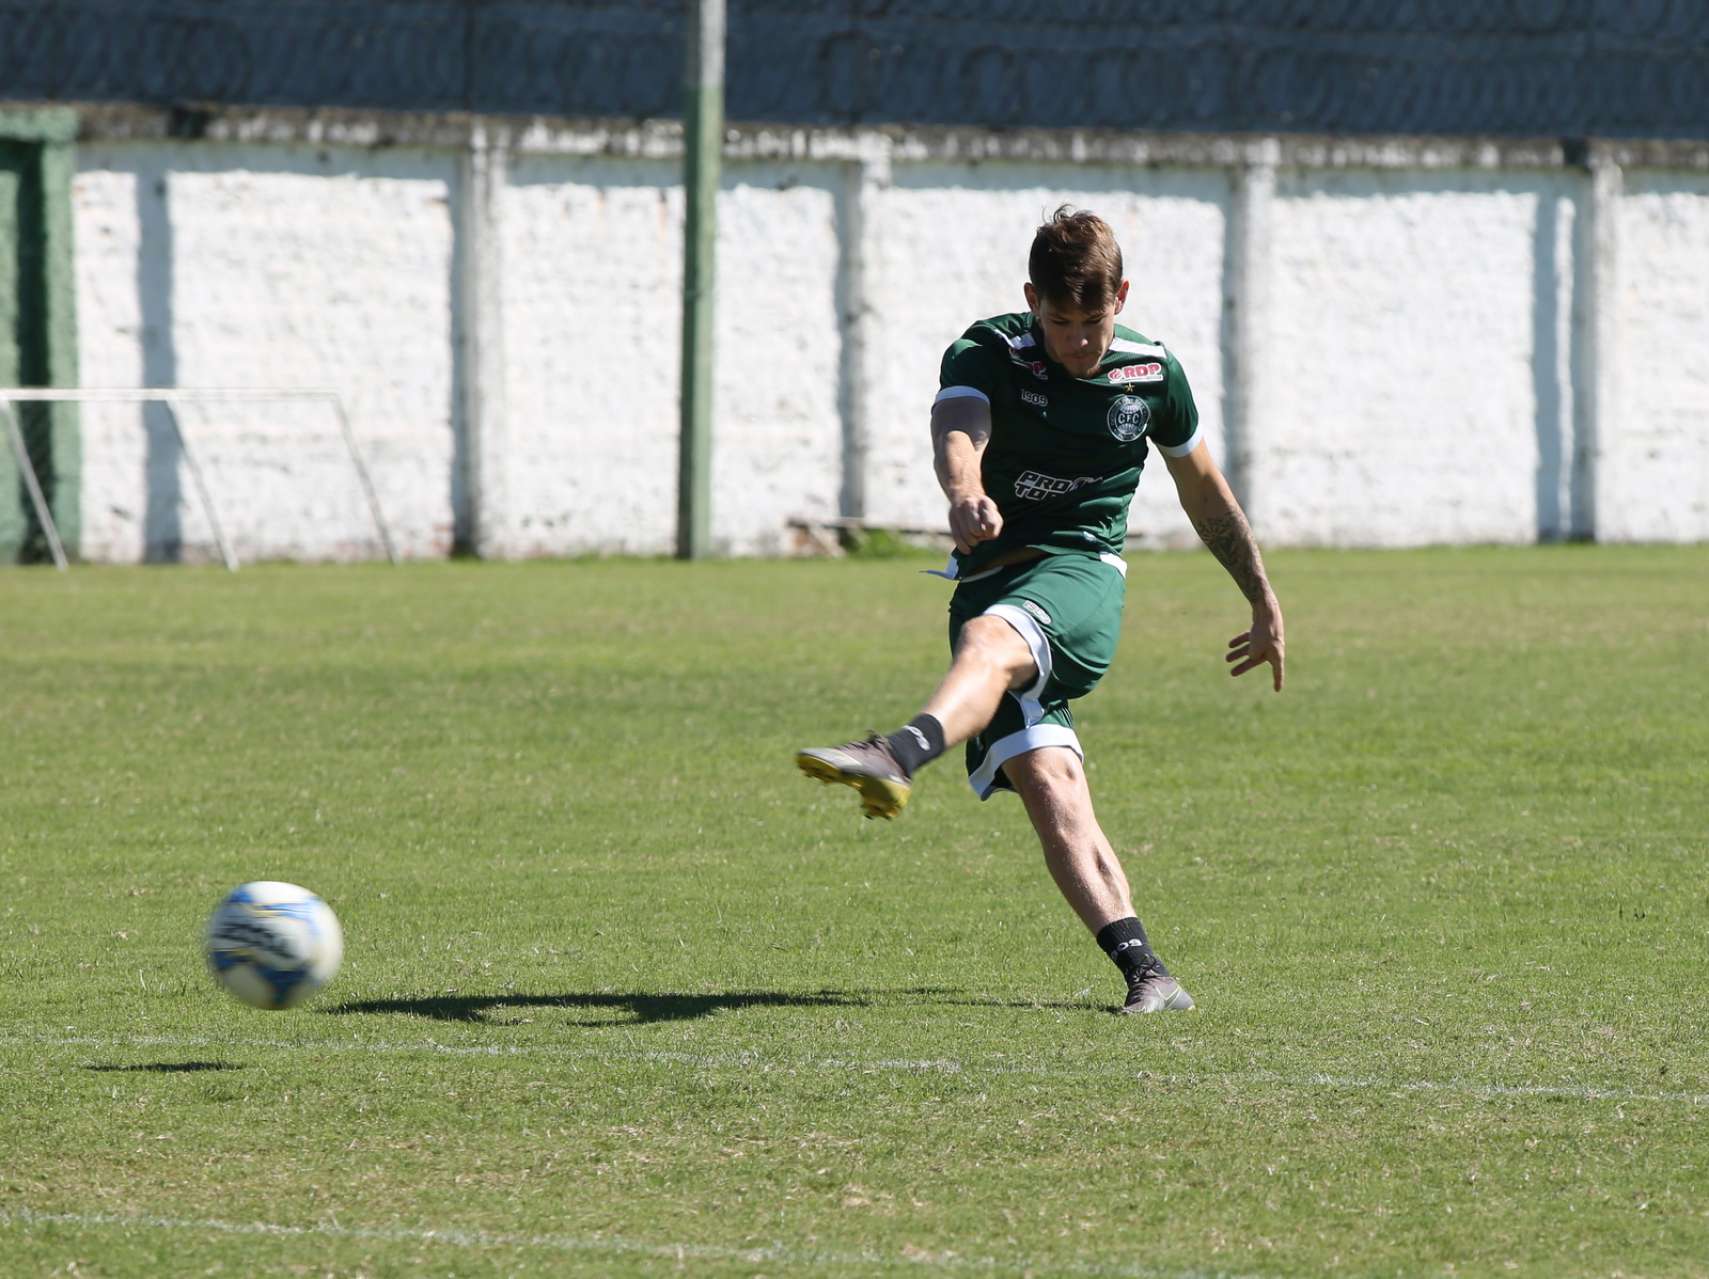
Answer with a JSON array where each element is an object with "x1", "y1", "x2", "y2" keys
[
  {"x1": 883, "y1": 714, "x2": 946, "y2": 777},
  {"x1": 1095, "y1": 916, "x2": 1169, "y2": 980}
]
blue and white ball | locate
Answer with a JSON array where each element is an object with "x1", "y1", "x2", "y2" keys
[{"x1": 205, "y1": 881, "x2": 344, "y2": 1010}]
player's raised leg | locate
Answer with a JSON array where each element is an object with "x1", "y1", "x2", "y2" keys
[
  {"x1": 795, "y1": 614, "x2": 1035, "y2": 819},
  {"x1": 1002, "y1": 746, "x2": 1194, "y2": 1014}
]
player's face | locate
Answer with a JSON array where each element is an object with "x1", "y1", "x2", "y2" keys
[{"x1": 1026, "y1": 280, "x2": 1130, "y2": 378}]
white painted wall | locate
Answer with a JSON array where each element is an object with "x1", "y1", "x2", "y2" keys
[
  {"x1": 497, "y1": 154, "x2": 682, "y2": 557},
  {"x1": 1262, "y1": 170, "x2": 1580, "y2": 546},
  {"x1": 497, "y1": 155, "x2": 842, "y2": 556},
  {"x1": 65, "y1": 126, "x2": 1709, "y2": 562},
  {"x1": 73, "y1": 141, "x2": 457, "y2": 563},
  {"x1": 1608, "y1": 171, "x2": 1709, "y2": 542}
]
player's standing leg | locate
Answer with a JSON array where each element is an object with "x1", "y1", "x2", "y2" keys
[{"x1": 1002, "y1": 746, "x2": 1193, "y2": 1014}]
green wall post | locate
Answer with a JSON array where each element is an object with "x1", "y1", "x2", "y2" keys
[
  {"x1": 677, "y1": 0, "x2": 723, "y2": 560},
  {"x1": 0, "y1": 108, "x2": 79, "y2": 564}
]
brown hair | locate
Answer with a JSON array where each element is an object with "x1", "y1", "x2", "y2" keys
[{"x1": 1028, "y1": 205, "x2": 1123, "y2": 311}]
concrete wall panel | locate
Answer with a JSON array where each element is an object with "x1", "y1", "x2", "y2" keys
[
  {"x1": 498, "y1": 154, "x2": 681, "y2": 556},
  {"x1": 1610, "y1": 171, "x2": 1709, "y2": 542},
  {"x1": 59, "y1": 121, "x2": 1709, "y2": 561},
  {"x1": 73, "y1": 141, "x2": 456, "y2": 562},
  {"x1": 1264, "y1": 169, "x2": 1580, "y2": 546},
  {"x1": 710, "y1": 165, "x2": 843, "y2": 554},
  {"x1": 499, "y1": 156, "x2": 841, "y2": 556}
]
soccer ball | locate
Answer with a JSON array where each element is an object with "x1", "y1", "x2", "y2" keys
[{"x1": 205, "y1": 881, "x2": 344, "y2": 1010}]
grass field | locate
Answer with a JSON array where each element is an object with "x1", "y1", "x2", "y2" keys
[{"x1": 2, "y1": 547, "x2": 1706, "y2": 1277}]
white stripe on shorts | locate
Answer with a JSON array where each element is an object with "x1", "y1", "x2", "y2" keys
[
  {"x1": 982, "y1": 603, "x2": 1052, "y2": 708},
  {"x1": 969, "y1": 724, "x2": 1083, "y2": 799}
]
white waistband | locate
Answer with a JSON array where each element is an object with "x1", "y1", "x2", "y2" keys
[{"x1": 924, "y1": 550, "x2": 1128, "y2": 583}]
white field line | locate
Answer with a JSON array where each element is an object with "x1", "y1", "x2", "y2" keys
[
  {"x1": 0, "y1": 1206, "x2": 1247, "y2": 1279},
  {"x1": 3, "y1": 1031, "x2": 1706, "y2": 1107}
]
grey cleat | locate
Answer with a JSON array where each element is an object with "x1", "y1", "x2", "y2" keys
[
  {"x1": 1117, "y1": 963, "x2": 1196, "y2": 1015},
  {"x1": 795, "y1": 734, "x2": 912, "y2": 820}
]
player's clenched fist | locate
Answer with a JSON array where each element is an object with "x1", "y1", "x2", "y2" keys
[{"x1": 948, "y1": 494, "x2": 1003, "y2": 554}]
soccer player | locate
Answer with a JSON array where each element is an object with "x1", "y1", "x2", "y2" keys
[{"x1": 797, "y1": 206, "x2": 1285, "y2": 1015}]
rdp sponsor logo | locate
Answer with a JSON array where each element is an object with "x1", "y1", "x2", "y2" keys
[{"x1": 1107, "y1": 362, "x2": 1164, "y2": 384}]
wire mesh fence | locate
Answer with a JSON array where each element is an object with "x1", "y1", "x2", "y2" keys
[{"x1": 1, "y1": 0, "x2": 1708, "y2": 138}]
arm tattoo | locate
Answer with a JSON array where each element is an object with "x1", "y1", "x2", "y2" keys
[{"x1": 1190, "y1": 505, "x2": 1271, "y2": 605}]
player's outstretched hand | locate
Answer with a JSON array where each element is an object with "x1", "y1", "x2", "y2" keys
[
  {"x1": 1227, "y1": 601, "x2": 1285, "y2": 692},
  {"x1": 948, "y1": 494, "x2": 1003, "y2": 554}
]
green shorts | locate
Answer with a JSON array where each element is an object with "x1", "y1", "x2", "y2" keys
[{"x1": 945, "y1": 550, "x2": 1127, "y2": 799}]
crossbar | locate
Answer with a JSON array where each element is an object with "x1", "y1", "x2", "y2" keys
[{"x1": 0, "y1": 388, "x2": 341, "y2": 402}]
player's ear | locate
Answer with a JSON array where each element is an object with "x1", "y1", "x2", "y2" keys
[
  {"x1": 1024, "y1": 281, "x2": 1040, "y2": 315},
  {"x1": 1114, "y1": 279, "x2": 1130, "y2": 313}
]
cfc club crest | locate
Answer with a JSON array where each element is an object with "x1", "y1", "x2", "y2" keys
[{"x1": 1107, "y1": 394, "x2": 1151, "y2": 442}]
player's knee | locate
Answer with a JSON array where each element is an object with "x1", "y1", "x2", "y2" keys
[
  {"x1": 1006, "y1": 745, "x2": 1083, "y2": 799},
  {"x1": 1036, "y1": 748, "x2": 1084, "y2": 795}
]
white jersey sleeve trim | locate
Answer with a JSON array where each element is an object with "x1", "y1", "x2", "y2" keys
[
  {"x1": 934, "y1": 386, "x2": 991, "y2": 406},
  {"x1": 1110, "y1": 338, "x2": 1168, "y2": 358},
  {"x1": 1156, "y1": 425, "x2": 1202, "y2": 458},
  {"x1": 969, "y1": 724, "x2": 1083, "y2": 800}
]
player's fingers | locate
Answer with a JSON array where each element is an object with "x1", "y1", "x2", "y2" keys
[
  {"x1": 1228, "y1": 632, "x2": 1251, "y2": 649},
  {"x1": 1225, "y1": 645, "x2": 1250, "y2": 664},
  {"x1": 1230, "y1": 656, "x2": 1265, "y2": 677},
  {"x1": 949, "y1": 514, "x2": 975, "y2": 552},
  {"x1": 1271, "y1": 656, "x2": 1285, "y2": 692}
]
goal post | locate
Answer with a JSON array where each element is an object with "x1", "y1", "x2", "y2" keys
[
  {"x1": 0, "y1": 388, "x2": 398, "y2": 571},
  {"x1": 2, "y1": 402, "x2": 70, "y2": 570}
]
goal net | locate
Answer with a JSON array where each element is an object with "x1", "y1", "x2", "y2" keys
[{"x1": 1, "y1": 388, "x2": 397, "y2": 571}]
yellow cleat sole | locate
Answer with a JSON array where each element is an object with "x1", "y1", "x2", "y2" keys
[{"x1": 795, "y1": 751, "x2": 911, "y2": 820}]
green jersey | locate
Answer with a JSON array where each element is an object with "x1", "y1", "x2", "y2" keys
[{"x1": 936, "y1": 311, "x2": 1200, "y2": 576}]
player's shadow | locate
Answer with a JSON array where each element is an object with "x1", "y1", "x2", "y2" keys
[
  {"x1": 325, "y1": 989, "x2": 874, "y2": 1026},
  {"x1": 84, "y1": 1061, "x2": 241, "y2": 1073},
  {"x1": 895, "y1": 986, "x2": 1105, "y2": 1013},
  {"x1": 328, "y1": 986, "x2": 1110, "y2": 1025}
]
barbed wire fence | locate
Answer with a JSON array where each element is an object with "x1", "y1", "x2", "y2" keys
[{"x1": 1, "y1": 0, "x2": 1707, "y2": 138}]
